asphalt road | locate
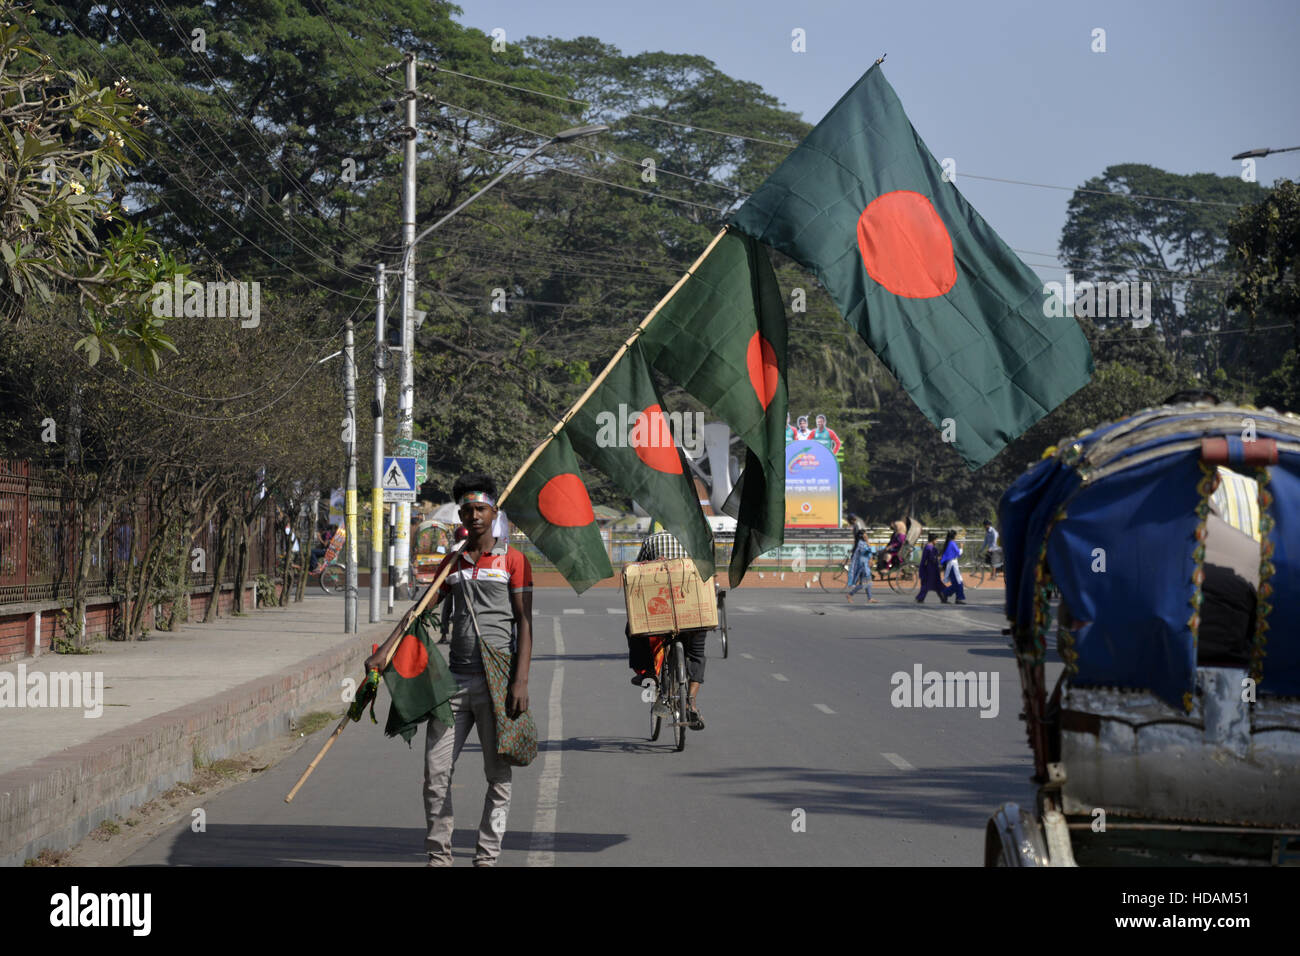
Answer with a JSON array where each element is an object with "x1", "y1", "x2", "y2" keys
[{"x1": 122, "y1": 584, "x2": 1061, "y2": 867}]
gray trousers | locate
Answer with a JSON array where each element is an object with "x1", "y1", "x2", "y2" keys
[{"x1": 423, "y1": 670, "x2": 512, "y2": 866}]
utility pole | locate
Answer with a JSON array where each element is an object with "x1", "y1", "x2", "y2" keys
[
  {"x1": 344, "y1": 317, "x2": 358, "y2": 633},
  {"x1": 395, "y1": 52, "x2": 418, "y2": 597},
  {"x1": 370, "y1": 264, "x2": 387, "y2": 624}
]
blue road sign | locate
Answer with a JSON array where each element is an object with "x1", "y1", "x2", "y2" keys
[{"x1": 381, "y1": 456, "x2": 418, "y2": 502}]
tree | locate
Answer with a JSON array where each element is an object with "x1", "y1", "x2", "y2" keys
[
  {"x1": 0, "y1": 4, "x2": 175, "y2": 368},
  {"x1": 1059, "y1": 164, "x2": 1264, "y2": 376},
  {"x1": 1227, "y1": 178, "x2": 1299, "y2": 355}
]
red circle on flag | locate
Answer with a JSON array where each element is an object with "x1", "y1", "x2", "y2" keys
[
  {"x1": 746, "y1": 331, "x2": 779, "y2": 410},
  {"x1": 392, "y1": 633, "x2": 428, "y2": 679},
  {"x1": 633, "y1": 405, "x2": 683, "y2": 474},
  {"x1": 856, "y1": 190, "x2": 957, "y2": 299},
  {"x1": 538, "y1": 473, "x2": 595, "y2": 527}
]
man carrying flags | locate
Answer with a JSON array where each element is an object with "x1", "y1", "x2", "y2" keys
[{"x1": 366, "y1": 473, "x2": 535, "y2": 867}]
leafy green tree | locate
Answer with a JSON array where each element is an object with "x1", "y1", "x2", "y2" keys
[
  {"x1": 1059, "y1": 164, "x2": 1263, "y2": 375},
  {"x1": 0, "y1": 6, "x2": 174, "y2": 367}
]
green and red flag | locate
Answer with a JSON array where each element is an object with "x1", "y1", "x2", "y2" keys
[
  {"x1": 640, "y1": 229, "x2": 788, "y2": 585},
  {"x1": 730, "y1": 63, "x2": 1092, "y2": 469},
  {"x1": 565, "y1": 341, "x2": 715, "y2": 579},
  {"x1": 509, "y1": 430, "x2": 614, "y2": 592},
  {"x1": 382, "y1": 609, "x2": 459, "y2": 744}
]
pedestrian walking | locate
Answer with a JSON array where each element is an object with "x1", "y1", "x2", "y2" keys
[
  {"x1": 366, "y1": 473, "x2": 534, "y2": 867},
  {"x1": 982, "y1": 520, "x2": 999, "y2": 567},
  {"x1": 845, "y1": 517, "x2": 877, "y2": 603},
  {"x1": 915, "y1": 533, "x2": 947, "y2": 603},
  {"x1": 939, "y1": 529, "x2": 967, "y2": 604}
]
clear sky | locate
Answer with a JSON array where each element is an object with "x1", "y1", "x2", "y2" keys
[{"x1": 455, "y1": 0, "x2": 1300, "y2": 280}]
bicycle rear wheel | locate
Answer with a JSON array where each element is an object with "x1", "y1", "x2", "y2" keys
[
  {"x1": 320, "y1": 564, "x2": 344, "y2": 595},
  {"x1": 672, "y1": 642, "x2": 687, "y2": 752},
  {"x1": 717, "y1": 590, "x2": 728, "y2": 659}
]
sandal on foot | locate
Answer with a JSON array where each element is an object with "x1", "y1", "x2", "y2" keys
[{"x1": 686, "y1": 698, "x2": 705, "y2": 730}]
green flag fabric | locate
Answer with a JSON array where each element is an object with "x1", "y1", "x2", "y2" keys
[
  {"x1": 509, "y1": 430, "x2": 614, "y2": 592},
  {"x1": 566, "y1": 341, "x2": 715, "y2": 579},
  {"x1": 640, "y1": 230, "x2": 788, "y2": 585},
  {"x1": 731, "y1": 64, "x2": 1092, "y2": 469},
  {"x1": 383, "y1": 608, "x2": 459, "y2": 744}
]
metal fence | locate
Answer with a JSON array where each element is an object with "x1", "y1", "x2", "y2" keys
[
  {"x1": 0, "y1": 459, "x2": 279, "y2": 606},
  {"x1": 509, "y1": 525, "x2": 984, "y2": 576}
]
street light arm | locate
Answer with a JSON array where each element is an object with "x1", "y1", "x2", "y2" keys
[
  {"x1": 399, "y1": 124, "x2": 608, "y2": 268},
  {"x1": 402, "y1": 138, "x2": 555, "y2": 268}
]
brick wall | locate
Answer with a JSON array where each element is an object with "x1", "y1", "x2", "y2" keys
[{"x1": 1, "y1": 584, "x2": 265, "y2": 663}]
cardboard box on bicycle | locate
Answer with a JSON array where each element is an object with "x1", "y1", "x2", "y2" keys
[{"x1": 623, "y1": 557, "x2": 717, "y2": 635}]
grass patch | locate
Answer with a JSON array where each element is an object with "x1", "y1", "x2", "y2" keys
[
  {"x1": 206, "y1": 758, "x2": 245, "y2": 778},
  {"x1": 91, "y1": 820, "x2": 121, "y2": 841},
  {"x1": 24, "y1": 848, "x2": 66, "y2": 866},
  {"x1": 294, "y1": 711, "x2": 340, "y2": 736}
]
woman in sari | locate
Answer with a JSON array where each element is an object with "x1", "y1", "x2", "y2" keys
[{"x1": 877, "y1": 520, "x2": 907, "y2": 574}]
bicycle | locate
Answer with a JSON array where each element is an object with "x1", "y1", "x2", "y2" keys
[
  {"x1": 817, "y1": 548, "x2": 852, "y2": 593},
  {"x1": 886, "y1": 545, "x2": 921, "y2": 593},
  {"x1": 641, "y1": 588, "x2": 728, "y2": 750},
  {"x1": 968, "y1": 546, "x2": 1004, "y2": 589},
  {"x1": 313, "y1": 556, "x2": 347, "y2": 594},
  {"x1": 646, "y1": 633, "x2": 693, "y2": 751}
]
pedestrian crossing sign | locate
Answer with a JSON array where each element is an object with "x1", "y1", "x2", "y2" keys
[{"x1": 381, "y1": 456, "x2": 417, "y2": 502}]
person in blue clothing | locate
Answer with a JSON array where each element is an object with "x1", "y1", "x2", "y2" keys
[
  {"x1": 939, "y1": 529, "x2": 967, "y2": 604},
  {"x1": 844, "y1": 516, "x2": 877, "y2": 603},
  {"x1": 914, "y1": 532, "x2": 947, "y2": 603}
]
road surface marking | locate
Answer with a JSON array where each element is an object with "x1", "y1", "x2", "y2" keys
[
  {"x1": 730, "y1": 605, "x2": 756, "y2": 612},
  {"x1": 527, "y1": 619, "x2": 565, "y2": 867},
  {"x1": 777, "y1": 603, "x2": 807, "y2": 613},
  {"x1": 741, "y1": 653, "x2": 755, "y2": 660},
  {"x1": 606, "y1": 607, "x2": 625, "y2": 614},
  {"x1": 562, "y1": 608, "x2": 584, "y2": 615},
  {"x1": 813, "y1": 703, "x2": 836, "y2": 715},
  {"x1": 882, "y1": 752, "x2": 914, "y2": 770},
  {"x1": 771, "y1": 673, "x2": 789, "y2": 682},
  {"x1": 912, "y1": 607, "x2": 1004, "y2": 632}
]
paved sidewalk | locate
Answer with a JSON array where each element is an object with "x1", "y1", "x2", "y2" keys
[{"x1": 0, "y1": 590, "x2": 409, "y2": 865}]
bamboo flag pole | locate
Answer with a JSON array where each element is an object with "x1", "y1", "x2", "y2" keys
[
  {"x1": 496, "y1": 225, "x2": 731, "y2": 509},
  {"x1": 286, "y1": 226, "x2": 730, "y2": 803},
  {"x1": 284, "y1": 540, "x2": 466, "y2": 803}
]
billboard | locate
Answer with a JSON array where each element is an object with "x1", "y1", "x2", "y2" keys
[{"x1": 784, "y1": 439, "x2": 841, "y2": 528}]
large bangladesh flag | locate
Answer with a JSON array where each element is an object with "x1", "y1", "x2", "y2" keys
[
  {"x1": 731, "y1": 64, "x2": 1092, "y2": 469},
  {"x1": 509, "y1": 431, "x2": 614, "y2": 592},
  {"x1": 640, "y1": 230, "x2": 787, "y2": 585},
  {"x1": 566, "y1": 341, "x2": 715, "y2": 579},
  {"x1": 383, "y1": 609, "x2": 459, "y2": 744}
]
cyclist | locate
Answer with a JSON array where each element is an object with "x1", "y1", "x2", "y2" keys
[{"x1": 626, "y1": 522, "x2": 708, "y2": 731}]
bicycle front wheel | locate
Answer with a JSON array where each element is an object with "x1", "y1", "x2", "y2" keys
[
  {"x1": 319, "y1": 564, "x2": 344, "y2": 595},
  {"x1": 818, "y1": 561, "x2": 843, "y2": 592}
]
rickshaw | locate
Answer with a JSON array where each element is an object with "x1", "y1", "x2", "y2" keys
[
  {"x1": 407, "y1": 518, "x2": 455, "y2": 600},
  {"x1": 986, "y1": 401, "x2": 1300, "y2": 866}
]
